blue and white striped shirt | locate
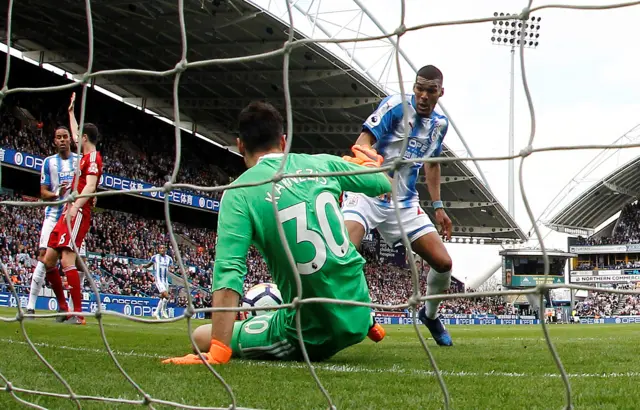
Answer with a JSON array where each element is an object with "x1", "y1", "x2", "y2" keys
[
  {"x1": 151, "y1": 254, "x2": 174, "y2": 283},
  {"x1": 362, "y1": 94, "x2": 449, "y2": 208},
  {"x1": 40, "y1": 153, "x2": 79, "y2": 221}
]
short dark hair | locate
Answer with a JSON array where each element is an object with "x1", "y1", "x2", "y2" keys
[
  {"x1": 82, "y1": 123, "x2": 100, "y2": 144},
  {"x1": 238, "y1": 101, "x2": 283, "y2": 154},
  {"x1": 416, "y1": 65, "x2": 443, "y2": 82},
  {"x1": 54, "y1": 125, "x2": 70, "y2": 133}
]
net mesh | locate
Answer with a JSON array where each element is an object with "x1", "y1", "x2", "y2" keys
[{"x1": 1, "y1": 0, "x2": 640, "y2": 409}]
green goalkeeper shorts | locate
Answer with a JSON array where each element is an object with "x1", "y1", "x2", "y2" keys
[
  {"x1": 230, "y1": 311, "x2": 299, "y2": 361},
  {"x1": 230, "y1": 308, "x2": 372, "y2": 362}
]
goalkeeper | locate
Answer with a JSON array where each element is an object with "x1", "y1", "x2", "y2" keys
[{"x1": 163, "y1": 101, "x2": 391, "y2": 365}]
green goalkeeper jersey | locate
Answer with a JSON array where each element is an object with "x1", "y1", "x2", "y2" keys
[{"x1": 213, "y1": 153, "x2": 391, "y2": 349}]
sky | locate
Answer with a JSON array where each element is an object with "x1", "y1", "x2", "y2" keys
[{"x1": 252, "y1": 0, "x2": 640, "y2": 285}]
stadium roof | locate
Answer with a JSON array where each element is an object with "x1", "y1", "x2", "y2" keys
[
  {"x1": 6, "y1": 0, "x2": 525, "y2": 243},
  {"x1": 548, "y1": 155, "x2": 640, "y2": 235}
]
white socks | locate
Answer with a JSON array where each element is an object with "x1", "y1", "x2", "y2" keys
[
  {"x1": 156, "y1": 298, "x2": 167, "y2": 316},
  {"x1": 425, "y1": 267, "x2": 452, "y2": 319},
  {"x1": 27, "y1": 262, "x2": 46, "y2": 310}
]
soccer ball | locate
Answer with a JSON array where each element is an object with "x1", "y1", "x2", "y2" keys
[{"x1": 241, "y1": 283, "x2": 283, "y2": 317}]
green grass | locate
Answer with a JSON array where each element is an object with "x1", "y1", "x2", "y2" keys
[{"x1": 1, "y1": 307, "x2": 640, "y2": 410}]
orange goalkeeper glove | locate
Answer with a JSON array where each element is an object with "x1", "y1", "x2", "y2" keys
[
  {"x1": 342, "y1": 145, "x2": 383, "y2": 168},
  {"x1": 161, "y1": 339, "x2": 232, "y2": 365}
]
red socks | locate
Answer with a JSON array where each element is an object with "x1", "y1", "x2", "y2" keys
[
  {"x1": 63, "y1": 266, "x2": 82, "y2": 314},
  {"x1": 46, "y1": 267, "x2": 68, "y2": 312}
]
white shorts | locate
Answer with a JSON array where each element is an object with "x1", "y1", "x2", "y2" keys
[
  {"x1": 155, "y1": 280, "x2": 169, "y2": 294},
  {"x1": 39, "y1": 218, "x2": 87, "y2": 257},
  {"x1": 342, "y1": 192, "x2": 437, "y2": 247}
]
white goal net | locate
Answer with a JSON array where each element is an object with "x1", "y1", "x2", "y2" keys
[{"x1": 2, "y1": 0, "x2": 640, "y2": 409}]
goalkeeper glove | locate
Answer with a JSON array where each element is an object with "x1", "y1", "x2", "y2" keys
[
  {"x1": 342, "y1": 145, "x2": 384, "y2": 168},
  {"x1": 161, "y1": 339, "x2": 232, "y2": 365}
]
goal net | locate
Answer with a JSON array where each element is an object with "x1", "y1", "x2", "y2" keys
[{"x1": 1, "y1": 0, "x2": 640, "y2": 409}]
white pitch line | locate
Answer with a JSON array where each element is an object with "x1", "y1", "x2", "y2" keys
[
  {"x1": 3, "y1": 338, "x2": 640, "y2": 379},
  {"x1": 1, "y1": 338, "x2": 165, "y2": 359}
]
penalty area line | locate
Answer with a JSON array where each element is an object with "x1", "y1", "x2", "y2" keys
[{"x1": 3, "y1": 338, "x2": 640, "y2": 379}]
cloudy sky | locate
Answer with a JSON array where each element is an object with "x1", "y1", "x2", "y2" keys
[{"x1": 254, "y1": 0, "x2": 640, "y2": 284}]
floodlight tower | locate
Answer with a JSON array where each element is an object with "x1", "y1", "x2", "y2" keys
[{"x1": 490, "y1": 12, "x2": 542, "y2": 220}]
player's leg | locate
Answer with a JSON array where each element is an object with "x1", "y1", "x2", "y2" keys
[
  {"x1": 54, "y1": 211, "x2": 90, "y2": 324},
  {"x1": 191, "y1": 311, "x2": 297, "y2": 361},
  {"x1": 60, "y1": 248, "x2": 85, "y2": 324},
  {"x1": 341, "y1": 192, "x2": 384, "y2": 250},
  {"x1": 378, "y1": 205, "x2": 453, "y2": 346},
  {"x1": 26, "y1": 249, "x2": 47, "y2": 316},
  {"x1": 41, "y1": 246, "x2": 68, "y2": 320},
  {"x1": 341, "y1": 193, "x2": 387, "y2": 342},
  {"x1": 26, "y1": 220, "x2": 57, "y2": 315},
  {"x1": 154, "y1": 279, "x2": 167, "y2": 319},
  {"x1": 411, "y1": 231, "x2": 453, "y2": 314},
  {"x1": 160, "y1": 290, "x2": 169, "y2": 318},
  {"x1": 412, "y1": 231, "x2": 454, "y2": 346}
]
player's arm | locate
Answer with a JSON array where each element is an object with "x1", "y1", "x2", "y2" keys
[
  {"x1": 358, "y1": 95, "x2": 401, "y2": 147},
  {"x1": 210, "y1": 288, "x2": 239, "y2": 347},
  {"x1": 342, "y1": 96, "x2": 402, "y2": 168},
  {"x1": 425, "y1": 162, "x2": 441, "y2": 203},
  {"x1": 209, "y1": 190, "x2": 252, "y2": 348},
  {"x1": 354, "y1": 130, "x2": 377, "y2": 147},
  {"x1": 39, "y1": 159, "x2": 57, "y2": 201},
  {"x1": 424, "y1": 119, "x2": 452, "y2": 240},
  {"x1": 162, "y1": 189, "x2": 251, "y2": 365},
  {"x1": 71, "y1": 174, "x2": 98, "y2": 212},
  {"x1": 142, "y1": 256, "x2": 155, "y2": 270},
  {"x1": 68, "y1": 92, "x2": 79, "y2": 144},
  {"x1": 323, "y1": 154, "x2": 392, "y2": 197},
  {"x1": 71, "y1": 154, "x2": 101, "y2": 214}
]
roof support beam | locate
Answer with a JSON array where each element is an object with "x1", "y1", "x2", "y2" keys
[
  {"x1": 291, "y1": 123, "x2": 362, "y2": 135},
  {"x1": 28, "y1": 41, "x2": 312, "y2": 64},
  {"x1": 94, "y1": 69, "x2": 346, "y2": 86},
  {"x1": 123, "y1": 97, "x2": 379, "y2": 110},
  {"x1": 418, "y1": 175, "x2": 474, "y2": 184},
  {"x1": 603, "y1": 181, "x2": 640, "y2": 198},
  {"x1": 419, "y1": 200, "x2": 496, "y2": 209},
  {"x1": 450, "y1": 226, "x2": 519, "y2": 236},
  {"x1": 545, "y1": 223, "x2": 593, "y2": 237}
]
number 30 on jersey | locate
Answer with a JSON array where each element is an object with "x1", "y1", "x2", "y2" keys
[{"x1": 278, "y1": 192, "x2": 348, "y2": 275}]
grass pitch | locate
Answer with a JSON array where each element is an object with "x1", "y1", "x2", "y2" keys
[{"x1": 1, "y1": 307, "x2": 640, "y2": 410}]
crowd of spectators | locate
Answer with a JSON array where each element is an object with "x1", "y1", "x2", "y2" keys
[
  {"x1": 0, "y1": 101, "x2": 241, "y2": 201},
  {"x1": 573, "y1": 284, "x2": 640, "y2": 317},
  {"x1": 438, "y1": 288, "x2": 514, "y2": 316},
  {"x1": 6, "y1": 185, "x2": 640, "y2": 317},
  {"x1": 575, "y1": 202, "x2": 640, "y2": 246},
  {"x1": 0, "y1": 188, "x2": 509, "y2": 312},
  {"x1": 575, "y1": 260, "x2": 640, "y2": 271}
]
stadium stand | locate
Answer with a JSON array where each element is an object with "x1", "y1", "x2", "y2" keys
[
  {"x1": 573, "y1": 202, "x2": 640, "y2": 246},
  {"x1": 0, "y1": 186, "x2": 519, "y2": 314},
  {"x1": 1, "y1": 92, "x2": 242, "y2": 201}
]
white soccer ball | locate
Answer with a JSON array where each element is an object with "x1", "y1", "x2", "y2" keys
[{"x1": 241, "y1": 283, "x2": 283, "y2": 317}]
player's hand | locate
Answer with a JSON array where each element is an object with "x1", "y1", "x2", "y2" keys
[
  {"x1": 57, "y1": 182, "x2": 71, "y2": 198},
  {"x1": 435, "y1": 208, "x2": 452, "y2": 241},
  {"x1": 68, "y1": 92, "x2": 76, "y2": 112},
  {"x1": 162, "y1": 339, "x2": 232, "y2": 365},
  {"x1": 342, "y1": 145, "x2": 383, "y2": 168}
]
